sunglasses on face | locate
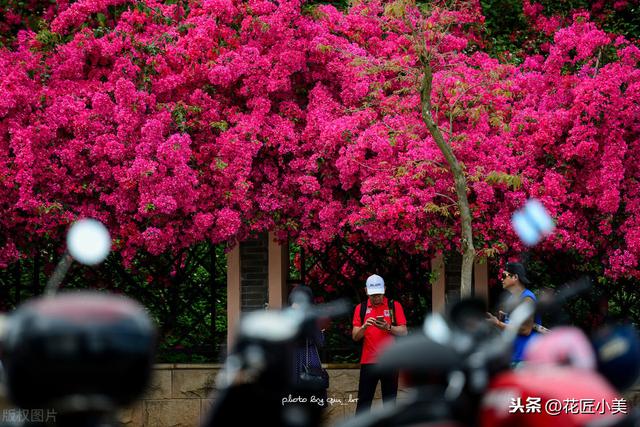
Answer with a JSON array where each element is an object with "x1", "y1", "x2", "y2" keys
[{"x1": 502, "y1": 271, "x2": 514, "y2": 279}]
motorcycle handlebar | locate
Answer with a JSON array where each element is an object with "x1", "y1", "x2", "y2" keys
[{"x1": 238, "y1": 298, "x2": 351, "y2": 343}]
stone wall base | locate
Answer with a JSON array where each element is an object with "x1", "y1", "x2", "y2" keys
[{"x1": 118, "y1": 364, "x2": 407, "y2": 427}]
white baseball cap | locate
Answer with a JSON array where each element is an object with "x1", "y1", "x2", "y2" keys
[{"x1": 365, "y1": 274, "x2": 385, "y2": 295}]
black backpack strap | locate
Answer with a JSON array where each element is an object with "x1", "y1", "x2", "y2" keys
[
  {"x1": 360, "y1": 300, "x2": 396, "y2": 325},
  {"x1": 388, "y1": 299, "x2": 396, "y2": 326}
]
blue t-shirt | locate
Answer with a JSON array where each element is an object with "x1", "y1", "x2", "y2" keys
[{"x1": 507, "y1": 289, "x2": 541, "y2": 363}]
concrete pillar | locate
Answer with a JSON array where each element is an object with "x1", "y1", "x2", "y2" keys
[
  {"x1": 431, "y1": 254, "x2": 446, "y2": 313},
  {"x1": 474, "y1": 258, "x2": 489, "y2": 306},
  {"x1": 226, "y1": 244, "x2": 240, "y2": 350},
  {"x1": 267, "y1": 232, "x2": 288, "y2": 310},
  {"x1": 226, "y1": 233, "x2": 289, "y2": 349}
]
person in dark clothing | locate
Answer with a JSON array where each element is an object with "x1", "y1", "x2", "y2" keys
[{"x1": 288, "y1": 286, "x2": 328, "y2": 416}]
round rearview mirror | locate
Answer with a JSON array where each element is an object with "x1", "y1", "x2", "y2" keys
[
  {"x1": 423, "y1": 313, "x2": 451, "y2": 346},
  {"x1": 67, "y1": 219, "x2": 111, "y2": 265}
]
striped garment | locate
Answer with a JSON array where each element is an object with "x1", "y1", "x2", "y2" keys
[{"x1": 294, "y1": 331, "x2": 324, "y2": 381}]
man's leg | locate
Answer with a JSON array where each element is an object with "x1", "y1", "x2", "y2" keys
[
  {"x1": 355, "y1": 364, "x2": 378, "y2": 413},
  {"x1": 380, "y1": 370, "x2": 399, "y2": 406}
]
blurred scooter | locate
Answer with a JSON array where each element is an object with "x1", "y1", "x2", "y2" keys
[
  {"x1": 201, "y1": 293, "x2": 349, "y2": 427},
  {"x1": 0, "y1": 219, "x2": 157, "y2": 427}
]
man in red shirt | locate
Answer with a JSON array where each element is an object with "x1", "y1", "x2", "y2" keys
[{"x1": 352, "y1": 274, "x2": 407, "y2": 413}]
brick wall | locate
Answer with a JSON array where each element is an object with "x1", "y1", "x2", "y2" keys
[{"x1": 119, "y1": 364, "x2": 217, "y2": 427}]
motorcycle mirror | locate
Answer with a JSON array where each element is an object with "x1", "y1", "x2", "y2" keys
[
  {"x1": 67, "y1": 218, "x2": 111, "y2": 265},
  {"x1": 423, "y1": 313, "x2": 451, "y2": 346},
  {"x1": 240, "y1": 309, "x2": 303, "y2": 342},
  {"x1": 238, "y1": 299, "x2": 350, "y2": 343},
  {"x1": 44, "y1": 219, "x2": 111, "y2": 296}
]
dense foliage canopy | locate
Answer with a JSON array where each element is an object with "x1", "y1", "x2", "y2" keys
[{"x1": 0, "y1": 0, "x2": 638, "y2": 284}]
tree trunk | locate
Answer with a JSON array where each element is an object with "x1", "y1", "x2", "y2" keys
[{"x1": 419, "y1": 60, "x2": 475, "y2": 297}]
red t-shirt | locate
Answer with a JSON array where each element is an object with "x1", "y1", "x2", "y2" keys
[{"x1": 352, "y1": 297, "x2": 407, "y2": 364}]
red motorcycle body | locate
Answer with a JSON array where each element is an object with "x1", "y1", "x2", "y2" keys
[{"x1": 480, "y1": 365, "x2": 625, "y2": 427}]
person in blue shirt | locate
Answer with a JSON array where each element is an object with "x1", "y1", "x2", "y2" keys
[{"x1": 487, "y1": 262, "x2": 542, "y2": 366}]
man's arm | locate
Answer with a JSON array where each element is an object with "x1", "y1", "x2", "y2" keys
[
  {"x1": 390, "y1": 324, "x2": 407, "y2": 336},
  {"x1": 517, "y1": 297, "x2": 535, "y2": 336},
  {"x1": 352, "y1": 325, "x2": 365, "y2": 341},
  {"x1": 353, "y1": 317, "x2": 376, "y2": 341},
  {"x1": 487, "y1": 312, "x2": 507, "y2": 330},
  {"x1": 518, "y1": 314, "x2": 535, "y2": 336},
  {"x1": 372, "y1": 320, "x2": 407, "y2": 336},
  {"x1": 390, "y1": 301, "x2": 408, "y2": 336},
  {"x1": 487, "y1": 299, "x2": 535, "y2": 335}
]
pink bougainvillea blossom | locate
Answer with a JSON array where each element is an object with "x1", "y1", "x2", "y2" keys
[{"x1": 0, "y1": 0, "x2": 637, "y2": 281}]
